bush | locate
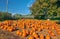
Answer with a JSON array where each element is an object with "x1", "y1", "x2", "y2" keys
[{"x1": 34, "y1": 15, "x2": 46, "y2": 19}]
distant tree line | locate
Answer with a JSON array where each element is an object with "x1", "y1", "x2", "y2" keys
[
  {"x1": 0, "y1": 12, "x2": 22, "y2": 21},
  {"x1": 0, "y1": 12, "x2": 34, "y2": 21}
]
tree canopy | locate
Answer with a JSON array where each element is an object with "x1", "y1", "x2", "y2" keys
[{"x1": 30, "y1": 0, "x2": 60, "y2": 19}]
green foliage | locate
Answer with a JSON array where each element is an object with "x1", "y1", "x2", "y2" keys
[
  {"x1": 0, "y1": 12, "x2": 13, "y2": 20},
  {"x1": 0, "y1": 12, "x2": 23, "y2": 20},
  {"x1": 0, "y1": 12, "x2": 34, "y2": 20},
  {"x1": 0, "y1": 12, "x2": 24, "y2": 20},
  {"x1": 13, "y1": 14, "x2": 22, "y2": 19},
  {"x1": 30, "y1": 0, "x2": 60, "y2": 19},
  {"x1": 34, "y1": 15, "x2": 45, "y2": 19}
]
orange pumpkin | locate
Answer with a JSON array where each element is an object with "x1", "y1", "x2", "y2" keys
[
  {"x1": 8, "y1": 28, "x2": 13, "y2": 32},
  {"x1": 28, "y1": 36, "x2": 34, "y2": 39},
  {"x1": 32, "y1": 27, "x2": 36, "y2": 31},
  {"x1": 25, "y1": 30, "x2": 29, "y2": 34},
  {"x1": 46, "y1": 34, "x2": 50, "y2": 39},
  {"x1": 38, "y1": 28, "x2": 42, "y2": 32},
  {"x1": 32, "y1": 32, "x2": 38, "y2": 39},
  {"x1": 3, "y1": 26, "x2": 7, "y2": 30},
  {"x1": 16, "y1": 30, "x2": 22, "y2": 36},
  {"x1": 40, "y1": 34, "x2": 44, "y2": 39},
  {"x1": 57, "y1": 31, "x2": 60, "y2": 35},
  {"x1": 27, "y1": 26, "x2": 31, "y2": 28},
  {"x1": 51, "y1": 26, "x2": 55, "y2": 30},
  {"x1": 22, "y1": 31, "x2": 27, "y2": 37},
  {"x1": 0, "y1": 26, "x2": 4, "y2": 29},
  {"x1": 30, "y1": 30, "x2": 33, "y2": 35},
  {"x1": 56, "y1": 28, "x2": 60, "y2": 32},
  {"x1": 50, "y1": 32, "x2": 55, "y2": 36},
  {"x1": 48, "y1": 30, "x2": 52, "y2": 34}
]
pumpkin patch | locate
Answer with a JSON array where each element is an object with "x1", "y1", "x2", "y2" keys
[{"x1": 0, "y1": 19, "x2": 60, "y2": 39}]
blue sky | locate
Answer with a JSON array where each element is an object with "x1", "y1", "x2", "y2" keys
[{"x1": 0, "y1": 0, "x2": 35, "y2": 15}]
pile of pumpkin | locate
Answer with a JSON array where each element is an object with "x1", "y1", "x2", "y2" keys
[{"x1": 0, "y1": 19, "x2": 60, "y2": 39}]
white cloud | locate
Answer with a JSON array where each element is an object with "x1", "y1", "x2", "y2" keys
[{"x1": 27, "y1": 0, "x2": 35, "y2": 7}]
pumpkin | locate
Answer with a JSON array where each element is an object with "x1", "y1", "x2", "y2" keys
[
  {"x1": 40, "y1": 34, "x2": 44, "y2": 39},
  {"x1": 48, "y1": 30, "x2": 52, "y2": 34},
  {"x1": 27, "y1": 26, "x2": 30, "y2": 28},
  {"x1": 3, "y1": 26, "x2": 7, "y2": 30},
  {"x1": 0, "y1": 26, "x2": 4, "y2": 29},
  {"x1": 56, "y1": 28, "x2": 60, "y2": 32},
  {"x1": 57, "y1": 31, "x2": 60, "y2": 35},
  {"x1": 41, "y1": 26, "x2": 44, "y2": 30},
  {"x1": 30, "y1": 30, "x2": 33, "y2": 35},
  {"x1": 25, "y1": 30, "x2": 29, "y2": 34},
  {"x1": 46, "y1": 35, "x2": 50, "y2": 39},
  {"x1": 48, "y1": 30, "x2": 55, "y2": 36},
  {"x1": 8, "y1": 28, "x2": 13, "y2": 32},
  {"x1": 22, "y1": 32, "x2": 27, "y2": 37},
  {"x1": 50, "y1": 32, "x2": 55, "y2": 36},
  {"x1": 32, "y1": 32, "x2": 38, "y2": 39},
  {"x1": 51, "y1": 26, "x2": 55, "y2": 30},
  {"x1": 32, "y1": 27, "x2": 36, "y2": 31},
  {"x1": 28, "y1": 36, "x2": 34, "y2": 39},
  {"x1": 16, "y1": 30, "x2": 22, "y2": 36},
  {"x1": 38, "y1": 28, "x2": 42, "y2": 32},
  {"x1": 22, "y1": 29, "x2": 26, "y2": 33}
]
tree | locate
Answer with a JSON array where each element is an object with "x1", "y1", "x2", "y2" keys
[
  {"x1": 30, "y1": 0, "x2": 60, "y2": 19},
  {"x1": 0, "y1": 12, "x2": 13, "y2": 20},
  {"x1": 0, "y1": 12, "x2": 4, "y2": 20},
  {"x1": 13, "y1": 14, "x2": 22, "y2": 19},
  {"x1": 3, "y1": 12, "x2": 12, "y2": 20}
]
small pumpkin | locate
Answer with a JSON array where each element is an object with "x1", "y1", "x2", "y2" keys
[
  {"x1": 0, "y1": 26, "x2": 4, "y2": 29},
  {"x1": 46, "y1": 34, "x2": 50, "y2": 39},
  {"x1": 28, "y1": 36, "x2": 34, "y2": 39},
  {"x1": 57, "y1": 31, "x2": 60, "y2": 35},
  {"x1": 40, "y1": 34, "x2": 44, "y2": 39},
  {"x1": 3, "y1": 26, "x2": 7, "y2": 30},
  {"x1": 8, "y1": 28, "x2": 13, "y2": 32},
  {"x1": 51, "y1": 32, "x2": 55, "y2": 36},
  {"x1": 30, "y1": 30, "x2": 33, "y2": 35},
  {"x1": 25, "y1": 30, "x2": 29, "y2": 34},
  {"x1": 22, "y1": 32, "x2": 27, "y2": 37},
  {"x1": 32, "y1": 32, "x2": 38, "y2": 39},
  {"x1": 16, "y1": 30, "x2": 22, "y2": 36}
]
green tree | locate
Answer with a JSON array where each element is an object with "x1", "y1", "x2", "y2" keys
[
  {"x1": 13, "y1": 14, "x2": 22, "y2": 19},
  {"x1": 0, "y1": 12, "x2": 4, "y2": 20},
  {"x1": 3, "y1": 12, "x2": 12, "y2": 20},
  {"x1": 0, "y1": 12, "x2": 13, "y2": 20},
  {"x1": 30, "y1": 0, "x2": 60, "y2": 19}
]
